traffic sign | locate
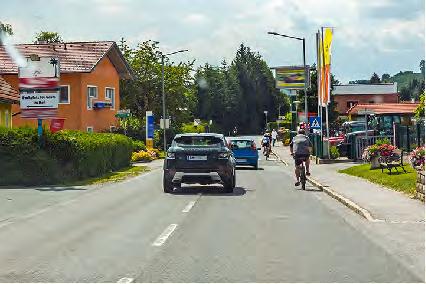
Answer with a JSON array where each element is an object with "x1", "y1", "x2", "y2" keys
[
  {"x1": 309, "y1": 116, "x2": 321, "y2": 129},
  {"x1": 18, "y1": 56, "x2": 60, "y2": 119},
  {"x1": 160, "y1": 118, "x2": 170, "y2": 129}
]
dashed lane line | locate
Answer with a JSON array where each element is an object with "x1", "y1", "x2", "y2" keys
[
  {"x1": 152, "y1": 224, "x2": 178, "y2": 247},
  {"x1": 182, "y1": 201, "x2": 196, "y2": 213},
  {"x1": 117, "y1": 277, "x2": 134, "y2": 283}
]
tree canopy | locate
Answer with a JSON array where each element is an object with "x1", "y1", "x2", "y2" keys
[
  {"x1": 370, "y1": 72, "x2": 381, "y2": 83},
  {"x1": 34, "y1": 31, "x2": 62, "y2": 43},
  {"x1": 0, "y1": 21, "x2": 13, "y2": 35},
  {"x1": 119, "y1": 39, "x2": 196, "y2": 127},
  {"x1": 193, "y1": 44, "x2": 287, "y2": 134}
]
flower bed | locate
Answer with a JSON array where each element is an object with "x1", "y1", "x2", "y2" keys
[
  {"x1": 131, "y1": 149, "x2": 159, "y2": 162},
  {"x1": 409, "y1": 146, "x2": 425, "y2": 169},
  {"x1": 362, "y1": 139, "x2": 398, "y2": 170}
]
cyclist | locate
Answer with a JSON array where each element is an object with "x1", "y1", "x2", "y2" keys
[
  {"x1": 261, "y1": 132, "x2": 272, "y2": 156},
  {"x1": 290, "y1": 128, "x2": 312, "y2": 186}
]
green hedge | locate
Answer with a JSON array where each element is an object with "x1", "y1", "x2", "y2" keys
[
  {"x1": 0, "y1": 127, "x2": 133, "y2": 185},
  {"x1": 132, "y1": 139, "x2": 146, "y2": 152}
]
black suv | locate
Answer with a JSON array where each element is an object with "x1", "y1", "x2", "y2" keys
[{"x1": 163, "y1": 133, "x2": 236, "y2": 193}]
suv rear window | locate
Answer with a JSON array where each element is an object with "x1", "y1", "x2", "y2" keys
[{"x1": 174, "y1": 136, "x2": 223, "y2": 147}]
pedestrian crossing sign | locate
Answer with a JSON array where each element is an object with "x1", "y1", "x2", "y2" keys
[{"x1": 309, "y1": 116, "x2": 321, "y2": 129}]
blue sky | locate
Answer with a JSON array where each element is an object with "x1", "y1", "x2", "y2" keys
[{"x1": 1, "y1": 0, "x2": 425, "y2": 83}]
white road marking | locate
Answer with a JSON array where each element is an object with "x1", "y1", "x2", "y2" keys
[
  {"x1": 152, "y1": 224, "x2": 178, "y2": 247},
  {"x1": 182, "y1": 201, "x2": 196, "y2": 213},
  {"x1": 0, "y1": 221, "x2": 13, "y2": 229},
  {"x1": 117, "y1": 277, "x2": 134, "y2": 283},
  {"x1": 22, "y1": 207, "x2": 51, "y2": 219}
]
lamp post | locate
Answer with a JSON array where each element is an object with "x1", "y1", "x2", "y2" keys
[
  {"x1": 161, "y1": 49, "x2": 189, "y2": 151},
  {"x1": 264, "y1": 110, "x2": 268, "y2": 131},
  {"x1": 294, "y1": 100, "x2": 301, "y2": 129},
  {"x1": 268, "y1": 31, "x2": 308, "y2": 122}
]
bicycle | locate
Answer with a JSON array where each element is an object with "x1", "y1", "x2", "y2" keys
[
  {"x1": 292, "y1": 154, "x2": 308, "y2": 190},
  {"x1": 263, "y1": 145, "x2": 271, "y2": 160},
  {"x1": 297, "y1": 161, "x2": 307, "y2": 190}
]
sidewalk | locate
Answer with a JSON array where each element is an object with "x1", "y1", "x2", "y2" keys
[{"x1": 272, "y1": 145, "x2": 425, "y2": 223}]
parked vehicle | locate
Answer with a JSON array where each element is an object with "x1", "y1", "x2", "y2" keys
[
  {"x1": 228, "y1": 138, "x2": 260, "y2": 169},
  {"x1": 337, "y1": 129, "x2": 376, "y2": 158},
  {"x1": 163, "y1": 133, "x2": 236, "y2": 193}
]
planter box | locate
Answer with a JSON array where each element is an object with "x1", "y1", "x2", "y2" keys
[{"x1": 370, "y1": 156, "x2": 380, "y2": 170}]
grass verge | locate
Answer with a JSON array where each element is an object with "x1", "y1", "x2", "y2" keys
[
  {"x1": 63, "y1": 165, "x2": 150, "y2": 186},
  {"x1": 338, "y1": 163, "x2": 416, "y2": 196}
]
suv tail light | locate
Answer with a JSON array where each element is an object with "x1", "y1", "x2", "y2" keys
[{"x1": 218, "y1": 152, "x2": 230, "y2": 159}]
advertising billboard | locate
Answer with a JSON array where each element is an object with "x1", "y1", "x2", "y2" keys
[{"x1": 275, "y1": 66, "x2": 309, "y2": 90}]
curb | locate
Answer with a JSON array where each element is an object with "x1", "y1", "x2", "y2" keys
[{"x1": 272, "y1": 150, "x2": 383, "y2": 222}]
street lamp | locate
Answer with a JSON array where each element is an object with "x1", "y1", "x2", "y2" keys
[
  {"x1": 161, "y1": 49, "x2": 189, "y2": 151},
  {"x1": 264, "y1": 110, "x2": 268, "y2": 131},
  {"x1": 268, "y1": 31, "x2": 308, "y2": 123},
  {"x1": 293, "y1": 100, "x2": 301, "y2": 127}
]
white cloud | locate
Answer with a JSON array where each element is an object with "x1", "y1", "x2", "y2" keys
[{"x1": 183, "y1": 13, "x2": 209, "y2": 24}]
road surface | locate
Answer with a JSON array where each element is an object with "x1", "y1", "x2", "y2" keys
[{"x1": 0, "y1": 139, "x2": 423, "y2": 282}]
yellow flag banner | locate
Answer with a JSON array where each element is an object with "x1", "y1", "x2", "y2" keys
[
  {"x1": 320, "y1": 27, "x2": 333, "y2": 106},
  {"x1": 322, "y1": 28, "x2": 333, "y2": 65}
]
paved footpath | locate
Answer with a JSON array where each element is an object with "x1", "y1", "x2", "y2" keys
[
  {"x1": 272, "y1": 144, "x2": 425, "y2": 280},
  {"x1": 273, "y1": 145, "x2": 425, "y2": 223}
]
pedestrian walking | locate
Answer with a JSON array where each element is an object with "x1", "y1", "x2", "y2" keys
[{"x1": 271, "y1": 129, "x2": 278, "y2": 147}]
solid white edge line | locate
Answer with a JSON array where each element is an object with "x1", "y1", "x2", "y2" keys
[
  {"x1": 117, "y1": 277, "x2": 134, "y2": 283},
  {"x1": 152, "y1": 224, "x2": 178, "y2": 247},
  {"x1": 182, "y1": 201, "x2": 196, "y2": 213}
]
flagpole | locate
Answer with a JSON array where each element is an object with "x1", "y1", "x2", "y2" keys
[
  {"x1": 316, "y1": 30, "x2": 323, "y2": 160},
  {"x1": 321, "y1": 27, "x2": 331, "y2": 159}
]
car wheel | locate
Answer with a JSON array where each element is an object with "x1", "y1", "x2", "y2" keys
[
  {"x1": 224, "y1": 170, "x2": 235, "y2": 193},
  {"x1": 163, "y1": 175, "x2": 173, "y2": 193}
]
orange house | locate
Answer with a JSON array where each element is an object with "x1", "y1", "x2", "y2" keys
[{"x1": 0, "y1": 41, "x2": 133, "y2": 132}]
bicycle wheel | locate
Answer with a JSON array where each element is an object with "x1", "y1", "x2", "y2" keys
[{"x1": 300, "y1": 165, "x2": 306, "y2": 190}]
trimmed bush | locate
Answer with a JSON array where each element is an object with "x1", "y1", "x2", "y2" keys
[
  {"x1": 330, "y1": 146, "x2": 340, "y2": 159},
  {"x1": 132, "y1": 139, "x2": 146, "y2": 152},
  {"x1": 0, "y1": 127, "x2": 133, "y2": 185},
  {"x1": 0, "y1": 127, "x2": 62, "y2": 185},
  {"x1": 45, "y1": 130, "x2": 132, "y2": 178}
]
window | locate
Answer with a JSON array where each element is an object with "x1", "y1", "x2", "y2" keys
[
  {"x1": 59, "y1": 85, "x2": 70, "y2": 104},
  {"x1": 87, "y1": 126, "x2": 94, "y2": 133},
  {"x1": 369, "y1": 100, "x2": 375, "y2": 104},
  {"x1": 105, "y1": 87, "x2": 115, "y2": 109},
  {"x1": 174, "y1": 136, "x2": 224, "y2": 147},
  {"x1": 87, "y1": 86, "x2": 98, "y2": 109},
  {"x1": 346, "y1": 101, "x2": 358, "y2": 108}
]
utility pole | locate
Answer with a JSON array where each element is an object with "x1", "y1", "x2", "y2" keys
[
  {"x1": 268, "y1": 32, "x2": 308, "y2": 122},
  {"x1": 161, "y1": 54, "x2": 166, "y2": 152},
  {"x1": 302, "y1": 38, "x2": 308, "y2": 122}
]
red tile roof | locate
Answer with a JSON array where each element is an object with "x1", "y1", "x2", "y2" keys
[
  {"x1": 347, "y1": 103, "x2": 419, "y2": 115},
  {"x1": 0, "y1": 76, "x2": 18, "y2": 103},
  {"x1": 0, "y1": 41, "x2": 133, "y2": 79}
]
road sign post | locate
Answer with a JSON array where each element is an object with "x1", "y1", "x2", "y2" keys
[
  {"x1": 146, "y1": 111, "x2": 154, "y2": 149},
  {"x1": 18, "y1": 56, "x2": 60, "y2": 144},
  {"x1": 309, "y1": 116, "x2": 321, "y2": 130}
]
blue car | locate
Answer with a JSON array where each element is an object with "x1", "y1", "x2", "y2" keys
[{"x1": 227, "y1": 138, "x2": 260, "y2": 169}]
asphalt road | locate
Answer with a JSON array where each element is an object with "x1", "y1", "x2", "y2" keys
[{"x1": 0, "y1": 140, "x2": 423, "y2": 282}]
